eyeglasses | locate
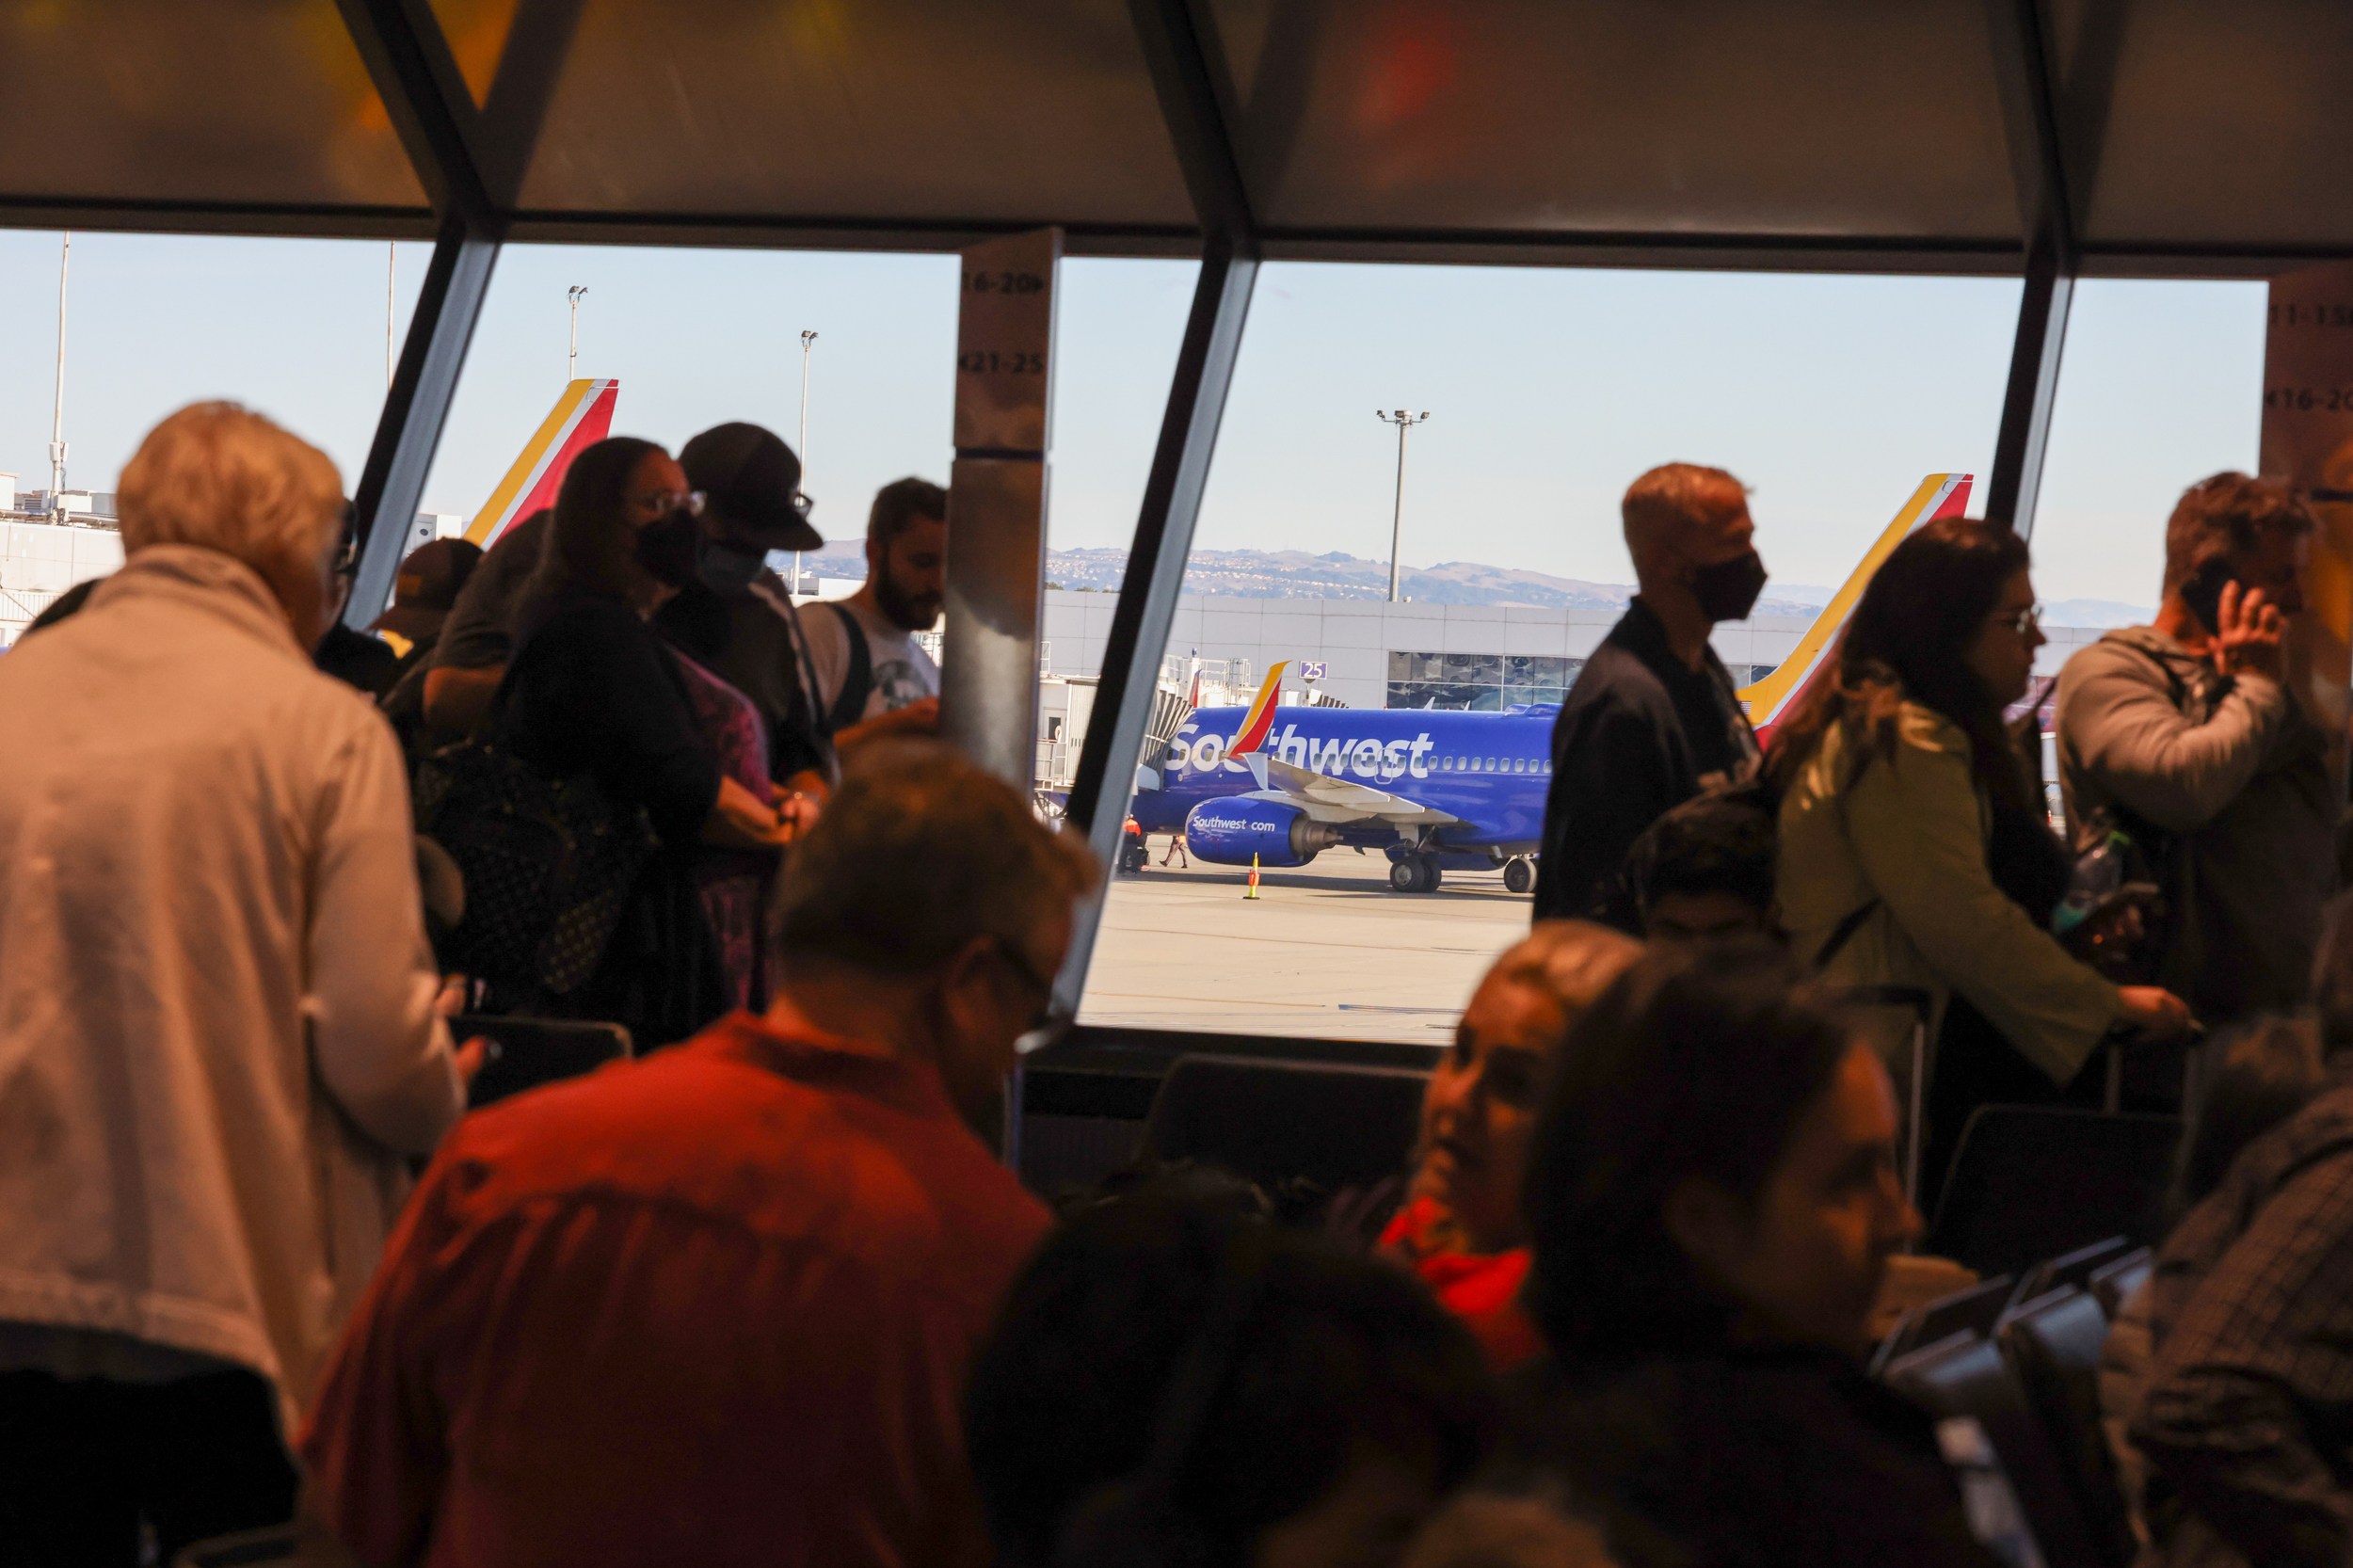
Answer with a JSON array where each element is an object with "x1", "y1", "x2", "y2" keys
[
  {"x1": 790, "y1": 490, "x2": 816, "y2": 524},
  {"x1": 1993, "y1": 602, "x2": 2042, "y2": 636},
  {"x1": 629, "y1": 488, "x2": 707, "y2": 518},
  {"x1": 990, "y1": 937, "x2": 1067, "y2": 1042}
]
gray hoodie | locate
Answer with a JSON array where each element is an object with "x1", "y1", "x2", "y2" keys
[{"x1": 2055, "y1": 626, "x2": 2335, "y2": 1023}]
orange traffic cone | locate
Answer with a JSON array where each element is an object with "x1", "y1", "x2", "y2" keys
[{"x1": 1245, "y1": 853, "x2": 1260, "y2": 900}]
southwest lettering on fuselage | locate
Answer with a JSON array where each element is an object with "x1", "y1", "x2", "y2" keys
[{"x1": 1166, "y1": 721, "x2": 1438, "y2": 783}]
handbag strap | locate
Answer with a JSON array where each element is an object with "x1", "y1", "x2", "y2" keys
[{"x1": 1813, "y1": 897, "x2": 1882, "y2": 974}]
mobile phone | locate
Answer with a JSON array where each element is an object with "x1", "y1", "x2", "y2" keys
[{"x1": 2180, "y1": 556, "x2": 2239, "y2": 636}]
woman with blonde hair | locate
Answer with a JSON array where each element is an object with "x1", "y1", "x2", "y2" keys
[{"x1": 0, "y1": 403, "x2": 469, "y2": 1561}]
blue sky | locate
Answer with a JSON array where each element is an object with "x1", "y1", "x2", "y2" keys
[{"x1": 0, "y1": 229, "x2": 2265, "y2": 611}]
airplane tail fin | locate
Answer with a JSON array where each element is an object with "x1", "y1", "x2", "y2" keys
[
  {"x1": 1228, "y1": 661, "x2": 1293, "y2": 758},
  {"x1": 1736, "y1": 473, "x2": 1973, "y2": 744},
  {"x1": 464, "y1": 378, "x2": 620, "y2": 548}
]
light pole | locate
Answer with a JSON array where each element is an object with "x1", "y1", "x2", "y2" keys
[
  {"x1": 1375, "y1": 409, "x2": 1429, "y2": 602},
  {"x1": 49, "y1": 232, "x2": 71, "y2": 522},
  {"x1": 567, "y1": 285, "x2": 587, "y2": 380},
  {"x1": 795, "y1": 328, "x2": 818, "y2": 593}
]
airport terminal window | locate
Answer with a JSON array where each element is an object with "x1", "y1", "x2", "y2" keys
[
  {"x1": 0, "y1": 230, "x2": 429, "y2": 644},
  {"x1": 414, "y1": 244, "x2": 964, "y2": 555},
  {"x1": 1385, "y1": 649, "x2": 1583, "y2": 711},
  {"x1": 2026, "y1": 280, "x2": 2265, "y2": 627},
  {"x1": 1078, "y1": 260, "x2": 2023, "y2": 1048}
]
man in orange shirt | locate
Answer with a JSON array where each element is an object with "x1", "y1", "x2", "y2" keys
[{"x1": 300, "y1": 742, "x2": 1093, "y2": 1568}]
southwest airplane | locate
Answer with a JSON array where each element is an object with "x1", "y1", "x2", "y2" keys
[{"x1": 1129, "y1": 473, "x2": 1974, "y2": 893}]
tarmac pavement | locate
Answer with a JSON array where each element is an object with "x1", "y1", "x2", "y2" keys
[{"x1": 1075, "y1": 846, "x2": 1531, "y2": 1046}]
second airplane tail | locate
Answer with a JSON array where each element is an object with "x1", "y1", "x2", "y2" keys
[{"x1": 1736, "y1": 472, "x2": 1974, "y2": 744}]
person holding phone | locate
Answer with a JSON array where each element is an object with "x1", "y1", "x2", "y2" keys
[{"x1": 2056, "y1": 472, "x2": 2333, "y2": 1037}]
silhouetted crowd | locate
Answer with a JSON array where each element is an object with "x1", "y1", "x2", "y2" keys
[{"x1": 1, "y1": 405, "x2": 2349, "y2": 1568}]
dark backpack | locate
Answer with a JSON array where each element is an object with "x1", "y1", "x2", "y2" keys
[{"x1": 413, "y1": 741, "x2": 658, "y2": 996}]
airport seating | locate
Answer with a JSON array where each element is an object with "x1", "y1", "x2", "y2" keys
[
  {"x1": 2000, "y1": 1288, "x2": 2137, "y2": 1568},
  {"x1": 1884, "y1": 1327, "x2": 2106, "y2": 1568},
  {"x1": 455, "y1": 1015, "x2": 632, "y2": 1110},
  {"x1": 1140, "y1": 1052, "x2": 1428, "y2": 1199},
  {"x1": 1929, "y1": 1108, "x2": 2183, "y2": 1278},
  {"x1": 2088, "y1": 1248, "x2": 2153, "y2": 1320},
  {"x1": 2013, "y1": 1237, "x2": 2133, "y2": 1310},
  {"x1": 1871, "y1": 1273, "x2": 2017, "y2": 1374}
]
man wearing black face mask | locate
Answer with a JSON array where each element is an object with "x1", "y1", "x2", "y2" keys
[
  {"x1": 1532, "y1": 463, "x2": 1764, "y2": 929},
  {"x1": 651, "y1": 423, "x2": 838, "y2": 792}
]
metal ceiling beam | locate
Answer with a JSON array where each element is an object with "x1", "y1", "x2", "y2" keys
[
  {"x1": 333, "y1": 0, "x2": 506, "y2": 626},
  {"x1": 1054, "y1": 0, "x2": 1261, "y2": 1015},
  {"x1": 335, "y1": 0, "x2": 496, "y2": 223},
  {"x1": 344, "y1": 215, "x2": 500, "y2": 629},
  {"x1": 1985, "y1": 0, "x2": 2078, "y2": 536}
]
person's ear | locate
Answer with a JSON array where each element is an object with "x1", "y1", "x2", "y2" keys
[
  {"x1": 1660, "y1": 1175, "x2": 1749, "y2": 1286},
  {"x1": 865, "y1": 533, "x2": 886, "y2": 576}
]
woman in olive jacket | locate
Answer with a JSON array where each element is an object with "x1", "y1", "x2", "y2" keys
[{"x1": 1772, "y1": 518, "x2": 2191, "y2": 1177}]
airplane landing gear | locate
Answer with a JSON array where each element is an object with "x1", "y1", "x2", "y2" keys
[
  {"x1": 1389, "y1": 855, "x2": 1441, "y2": 894},
  {"x1": 1503, "y1": 856, "x2": 1534, "y2": 895}
]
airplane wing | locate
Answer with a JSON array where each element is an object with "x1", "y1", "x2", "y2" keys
[
  {"x1": 1248, "y1": 755, "x2": 1458, "y2": 825},
  {"x1": 465, "y1": 378, "x2": 621, "y2": 547}
]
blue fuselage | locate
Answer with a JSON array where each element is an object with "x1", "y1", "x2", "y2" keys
[{"x1": 1132, "y1": 703, "x2": 1559, "y2": 855}]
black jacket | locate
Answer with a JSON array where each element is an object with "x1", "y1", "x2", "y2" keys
[
  {"x1": 1533, "y1": 600, "x2": 1757, "y2": 925},
  {"x1": 1510, "y1": 1347, "x2": 2002, "y2": 1568}
]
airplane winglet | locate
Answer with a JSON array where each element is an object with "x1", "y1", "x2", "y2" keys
[
  {"x1": 465, "y1": 378, "x2": 621, "y2": 547},
  {"x1": 1228, "y1": 661, "x2": 1292, "y2": 758},
  {"x1": 1736, "y1": 473, "x2": 1972, "y2": 742}
]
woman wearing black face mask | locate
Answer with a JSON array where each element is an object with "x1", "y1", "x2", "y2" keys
[
  {"x1": 1769, "y1": 520, "x2": 2193, "y2": 1201},
  {"x1": 491, "y1": 438, "x2": 808, "y2": 1048}
]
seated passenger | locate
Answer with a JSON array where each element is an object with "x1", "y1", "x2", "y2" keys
[
  {"x1": 1382, "y1": 920, "x2": 1641, "y2": 1368},
  {"x1": 486, "y1": 437, "x2": 803, "y2": 1043},
  {"x1": 1625, "y1": 791, "x2": 1779, "y2": 941},
  {"x1": 1770, "y1": 517, "x2": 2191, "y2": 1198},
  {"x1": 2098, "y1": 1013, "x2": 2324, "y2": 1550},
  {"x1": 1513, "y1": 940, "x2": 2005, "y2": 1568},
  {"x1": 0, "y1": 404, "x2": 469, "y2": 1565},
  {"x1": 2131, "y1": 891, "x2": 2353, "y2": 1568},
  {"x1": 300, "y1": 743, "x2": 1087, "y2": 1568},
  {"x1": 966, "y1": 1186, "x2": 1498, "y2": 1568}
]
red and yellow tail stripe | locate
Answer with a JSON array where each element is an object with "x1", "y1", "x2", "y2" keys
[
  {"x1": 464, "y1": 378, "x2": 620, "y2": 547},
  {"x1": 1229, "y1": 661, "x2": 1293, "y2": 756},
  {"x1": 1737, "y1": 473, "x2": 1973, "y2": 744}
]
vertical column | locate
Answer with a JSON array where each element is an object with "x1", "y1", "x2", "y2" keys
[
  {"x1": 940, "y1": 228, "x2": 1063, "y2": 789},
  {"x1": 2260, "y1": 263, "x2": 2353, "y2": 775},
  {"x1": 346, "y1": 215, "x2": 499, "y2": 628},
  {"x1": 1983, "y1": 0, "x2": 2078, "y2": 538}
]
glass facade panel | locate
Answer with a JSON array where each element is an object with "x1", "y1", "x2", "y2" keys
[
  {"x1": 2049, "y1": 0, "x2": 2353, "y2": 249},
  {"x1": 1206, "y1": 0, "x2": 2017, "y2": 241},
  {"x1": 0, "y1": 0, "x2": 424, "y2": 209},
  {"x1": 1082, "y1": 260, "x2": 2021, "y2": 1045},
  {"x1": 2028, "y1": 280, "x2": 2265, "y2": 628},
  {"x1": 515, "y1": 0, "x2": 1193, "y2": 224},
  {"x1": 0, "y1": 231, "x2": 431, "y2": 644}
]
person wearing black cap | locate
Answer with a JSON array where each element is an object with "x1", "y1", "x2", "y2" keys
[{"x1": 653, "y1": 422, "x2": 838, "y2": 792}]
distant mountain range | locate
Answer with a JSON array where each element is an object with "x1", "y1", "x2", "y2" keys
[{"x1": 801, "y1": 542, "x2": 2153, "y2": 627}]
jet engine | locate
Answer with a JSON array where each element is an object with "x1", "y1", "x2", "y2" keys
[{"x1": 1182, "y1": 798, "x2": 1342, "y2": 868}]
